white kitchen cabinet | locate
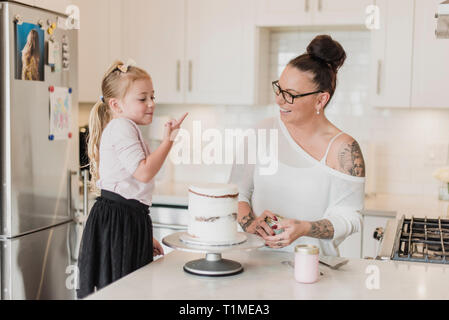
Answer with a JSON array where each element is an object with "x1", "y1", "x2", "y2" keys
[
  {"x1": 74, "y1": 0, "x2": 123, "y2": 103},
  {"x1": 13, "y1": 0, "x2": 72, "y2": 13},
  {"x1": 256, "y1": 0, "x2": 373, "y2": 26},
  {"x1": 185, "y1": 0, "x2": 256, "y2": 105},
  {"x1": 256, "y1": 0, "x2": 312, "y2": 26},
  {"x1": 35, "y1": 0, "x2": 72, "y2": 13},
  {"x1": 313, "y1": 0, "x2": 373, "y2": 26},
  {"x1": 411, "y1": 0, "x2": 449, "y2": 109},
  {"x1": 338, "y1": 211, "x2": 394, "y2": 259},
  {"x1": 122, "y1": 0, "x2": 185, "y2": 104},
  {"x1": 12, "y1": 0, "x2": 36, "y2": 6},
  {"x1": 369, "y1": 0, "x2": 414, "y2": 108},
  {"x1": 338, "y1": 231, "x2": 362, "y2": 259}
]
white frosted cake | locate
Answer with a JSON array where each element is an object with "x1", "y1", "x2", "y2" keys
[{"x1": 187, "y1": 183, "x2": 239, "y2": 244}]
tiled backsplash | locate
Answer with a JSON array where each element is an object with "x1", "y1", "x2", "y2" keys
[{"x1": 79, "y1": 29, "x2": 449, "y2": 197}]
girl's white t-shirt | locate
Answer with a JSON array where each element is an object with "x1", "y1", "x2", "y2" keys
[
  {"x1": 97, "y1": 117, "x2": 155, "y2": 206},
  {"x1": 229, "y1": 115, "x2": 366, "y2": 257}
]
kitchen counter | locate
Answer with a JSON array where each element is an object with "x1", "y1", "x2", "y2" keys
[
  {"x1": 152, "y1": 181, "x2": 449, "y2": 219},
  {"x1": 365, "y1": 193, "x2": 449, "y2": 219},
  {"x1": 86, "y1": 249, "x2": 449, "y2": 300}
]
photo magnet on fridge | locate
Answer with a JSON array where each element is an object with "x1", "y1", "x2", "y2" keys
[{"x1": 15, "y1": 22, "x2": 45, "y2": 81}]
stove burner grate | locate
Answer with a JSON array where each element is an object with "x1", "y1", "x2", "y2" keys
[{"x1": 392, "y1": 216, "x2": 449, "y2": 264}]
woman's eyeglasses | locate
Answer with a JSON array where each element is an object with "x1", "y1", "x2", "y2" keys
[{"x1": 272, "y1": 80, "x2": 323, "y2": 104}]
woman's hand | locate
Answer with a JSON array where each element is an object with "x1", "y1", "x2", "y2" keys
[
  {"x1": 264, "y1": 219, "x2": 310, "y2": 248},
  {"x1": 153, "y1": 238, "x2": 164, "y2": 257},
  {"x1": 243, "y1": 210, "x2": 278, "y2": 238},
  {"x1": 163, "y1": 112, "x2": 188, "y2": 142}
]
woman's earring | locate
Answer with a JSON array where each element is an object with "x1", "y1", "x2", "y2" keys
[{"x1": 316, "y1": 109, "x2": 320, "y2": 115}]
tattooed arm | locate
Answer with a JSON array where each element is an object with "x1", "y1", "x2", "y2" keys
[
  {"x1": 238, "y1": 202, "x2": 256, "y2": 232},
  {"x1": 264, "y1": 218, "x2": 336, "y2": 248},
  {"x1": 306, "y1": 219, "x2": 334, "y2": 240},
  {"x1": 238, "y1": 202, "x2": 275, "y2": 237},
  {"x1": 337, "y1": 139, "x2": 366, "y2": 177}
]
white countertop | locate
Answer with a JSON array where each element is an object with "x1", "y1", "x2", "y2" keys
[
  {"x1": 152, "y1": 181, "x2": 449, "y2": 219},
  {"x1": 86, "y1": 249, "x2": 449, "y2": 300}
]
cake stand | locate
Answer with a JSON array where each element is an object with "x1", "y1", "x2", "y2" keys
[{"x1": 162, "y1": 232, "x2": 265, "y2": 277}]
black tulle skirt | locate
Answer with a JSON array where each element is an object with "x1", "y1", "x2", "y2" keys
[{"x1": 76, "y1": 190, "x2": 153, "y2": 299}]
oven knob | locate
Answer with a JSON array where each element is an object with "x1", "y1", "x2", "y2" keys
[{"x1": 373, "y1": 227, "x2": 384, "y2": 241}]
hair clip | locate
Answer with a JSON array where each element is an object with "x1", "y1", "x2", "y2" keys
[
  {"x1": 117, "y1": 58, "x2": 137, "y2": 73},
  {"x1": 100, "y1": 96, "x2": 105, "y2": 103}
]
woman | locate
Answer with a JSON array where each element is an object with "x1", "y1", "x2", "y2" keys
[
  {"x1": 21, "y1": 29, "x2": 40, "y2": 81},
  {"x1": 230, "y1": 35, "x2": 365, "y2": 256}
]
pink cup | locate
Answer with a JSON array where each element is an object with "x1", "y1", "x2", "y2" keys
[{"x1": 294, "y1": 245, "x2": 319, "y2": 284}]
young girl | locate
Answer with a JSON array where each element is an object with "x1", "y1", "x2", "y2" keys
[{"x1": 77, "y1": 60, "x2": 188, "y2": 299}]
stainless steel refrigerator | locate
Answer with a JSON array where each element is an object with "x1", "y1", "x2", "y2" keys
[{"x1": 0, "y1": 1, "x2": 83, "y2": 299}]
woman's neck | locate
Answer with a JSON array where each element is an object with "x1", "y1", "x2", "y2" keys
[{"x1": 284, "y1": 115, "x2": 330, "y2": 140}]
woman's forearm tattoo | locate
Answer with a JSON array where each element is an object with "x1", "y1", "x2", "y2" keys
[
  {"x1": 307, "y1": 219, "x2": 334, "y2": 239},
  {"x1": 239, "y1": 208, "x2": 256, "y2": 231}
]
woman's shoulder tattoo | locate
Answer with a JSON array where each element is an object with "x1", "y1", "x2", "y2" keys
[{"x1": 337, "y1": 140, "x2": 366, "y2": 177}]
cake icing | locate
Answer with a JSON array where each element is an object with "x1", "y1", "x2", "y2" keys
[{"x1": 187, "y1": 183, "x2": 239, "y2": 243}]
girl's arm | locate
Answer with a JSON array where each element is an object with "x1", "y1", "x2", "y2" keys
[{"x1": 133, "y1": 113, "x2": 188, "y2": 183}]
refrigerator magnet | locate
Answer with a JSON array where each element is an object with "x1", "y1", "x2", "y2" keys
[{"x1": 15, "y1": 22, "x2": 45, "y2": 81}]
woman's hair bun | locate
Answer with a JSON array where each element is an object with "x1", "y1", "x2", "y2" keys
[{"x1": 306, "y1": 35, "x2": 346, "y2": 72}]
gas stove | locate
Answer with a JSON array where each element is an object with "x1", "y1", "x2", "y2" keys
[{"x1": 376, "y1": 215, "x2": 449, "y2": 265}]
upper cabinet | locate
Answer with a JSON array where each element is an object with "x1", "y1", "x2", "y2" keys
[
  {"x1": 369, "y1": 0, "x2": 449, "y2": 109},
  {"x1": 74, "y1": 0, "x2": 123, "y2": 103},
  {"x1": 256, "y1": 0, "x2": 312, "y2": 26},
  {"x1": 313, "y1": 0, "x2": 374, "y2": 25},
  {"x1": 34, "y1": 0, "x2": 72, "y2": 13},
  {"x1": 411, "y1": 0, "x2": 449, "y2": 109},
  {"x1": 14, "y1": 0, "x2": 72, "y2": 13},
  {"x1": 184, "y1": 0, "x2": 256, "y2": 105},
  {"x1": 121, "y1": 0, "x2": 256, "y2": 105},
  {"x1": 256, "y1": 0, "x2": 373, "y2": 26},
  {"x1": 369, "y1": 0, "x2": 414, "y2": 108},
  {"x1": 122, "y1": 0, "x2": 185, "y2": 104}
]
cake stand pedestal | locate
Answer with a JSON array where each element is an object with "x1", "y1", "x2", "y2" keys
[{"x1": 162, "y1": 232, "x2": 265, "y2": 277}]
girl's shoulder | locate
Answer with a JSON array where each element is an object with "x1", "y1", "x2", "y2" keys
[{"x1": 103, "y1": 118, "x2": 141, "y2": 142}]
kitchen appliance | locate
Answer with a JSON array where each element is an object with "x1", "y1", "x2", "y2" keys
[
  {"x1": 151, "y1": 204, "x2": 188, "y2": 256},
  {"x1": 376, "y1": 215, "x2": 449, "y2": 265},
  {"x1": 0, "y1": 1, "x2": 84, "y2": 299},
  {"x1": 436, "y1": 0, "x2": 449, "y2": 39}
]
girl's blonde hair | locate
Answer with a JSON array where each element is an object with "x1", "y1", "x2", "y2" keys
[{"x1": 87, "y1": 60, "x2": 151, "y2": 194}]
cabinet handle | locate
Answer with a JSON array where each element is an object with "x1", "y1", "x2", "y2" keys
[
  {"x1": 82, "y1": 169, "x2": 89, "y2": 226},
  {"x1": 153, "y1": 222, "x2": 187, "y2": 231},
  {"x1": 188, "y1": 60, "x2": 192, "y2": 92},
  {"x1": 176, "y1": 60, "x2": 181, "y2": 92},
  {"x1": 305, "y1": 0, "x2": 309, "y2": 12},
  {"x1": 67, "y1": 170, "x2": 77, "y2": 219},
  {"x1": 318, "y1": 0, "x2": 322, "y2": 11},
  {"x1": 376, "y1": 60, "x2": 382, "y2": 95}
]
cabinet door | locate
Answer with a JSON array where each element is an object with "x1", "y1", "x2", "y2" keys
[
  {"x1": 369, "y1": 0, "x2": 414, "y2": 108},
  {"x1": 185, "y1": 0, "x2": 256, "y2": 105},
  {"x1": 122, "y1": 0, "x2": 185, "y2": 104},
  {"x1": 12, "y1": 0, "x2": 36, "y2": 6},
  {"x1": 338, "y1": 232, "x2": 362, "y2": 258},
  {"x1": 411, "y1": 0, "x2": 449, "y2": 109},
  {"x1": 313, "y1": 0, "x2": 373, "y2": 25},
  {"x1": 75, "y1": 0, "x2": 123, "y2": 102},
  {"x1": 35, "y1": 0, "x2": 72, "y2": 13},
  {"x1": 255, "y1": 0, "x2": 313, "y2": 26}
]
